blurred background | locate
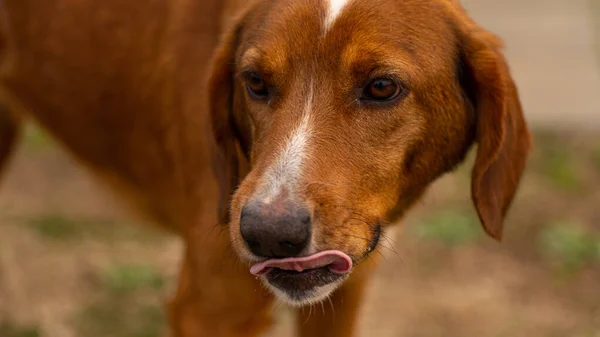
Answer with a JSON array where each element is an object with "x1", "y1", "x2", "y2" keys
[{"x1": 1, "y1": 0, "x2": 599, "y2": 336}]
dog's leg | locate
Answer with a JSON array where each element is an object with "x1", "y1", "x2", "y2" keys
[
  {"x1": 168, "y1": 228, "x2": 275, "y2": 337},
  {"x1": 0, "y1": 103, "x2": 20, "y2": 178},
  {"x1": 296, "y1": 258, "x2": 377, "y2": 337}
]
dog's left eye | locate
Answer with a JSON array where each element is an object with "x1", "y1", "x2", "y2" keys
[
  {"x1": 363, "y1": 77, "x2": 401, "y2": 102},
  {"x1": 246, "y1": 72, "x2": 269, "y2": 99}
]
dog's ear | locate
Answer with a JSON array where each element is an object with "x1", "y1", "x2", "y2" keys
[
  {"x1": 456, "y1": 14, "x2": 532, "y2": 241},
  {"x1": 207, "y1": 15, "x2": 248, "y2": 225}
]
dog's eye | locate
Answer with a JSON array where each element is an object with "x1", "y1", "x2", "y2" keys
[
  {"x1": 363, "y1": 78, "x2": 401, "y2": 101},
  {"x1": 246, "y1": 72, "x2": 269, "y2": 99}
]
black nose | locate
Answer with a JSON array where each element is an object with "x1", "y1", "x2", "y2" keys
[{"x1": 240, "y1": 201, "x2": 311, "y2": 258}]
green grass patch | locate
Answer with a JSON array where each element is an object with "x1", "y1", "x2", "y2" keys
[
  {"x1": 76, "y1": 299, "x2": 165, "y2": 337},
  {"x1": 592, "y1": 143, "x2": 600, "y2": 171},
  {"x1": 0, "y1": 322, "x2": 41, "y2": 337},
  {"x1": 23, "y1": 213, "x2": 164, "y2": 243},
  {"x1": 533, "y1": 130, "x2": 584, "y2": 192},
  {"x1": 23, "y1": 124, "x2": 52, "y2": 151},
  {"x1": 75, "y1": 264, "x2": 166, "y2": 337},
  {"x1": 104, "y1": 264, "x2": 165, "y2": 293},
  {"x1": 537, "y1": 221, "x2": 600, "y2": 275},
  {"x1": 26, "y1": 214, "x2": 81, "y2": 240},
  {"x1": 542, "y1": 148, "x2": 583, "y2": 192},
  {"x1": 410, "y1": 210, "x2": 482, "y2": 246}
]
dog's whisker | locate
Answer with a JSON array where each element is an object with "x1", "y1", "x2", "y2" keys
[
  {"x1": 345, "y1": 98, "x2": 359, "y2": 109},
  {"x1": 270, "y1": 297, "x2": 285, "y2": 314},
  {"x1": 367, "y1": 254, "x2": 376, "y2": 265},
  {"x1": 379, "y1": 233, "x2": 401, "y2": 258},
  {"x1": 341, "y1": 233, "x2": 370, "y2": 242},
  {"x1": 320, "y1": 300, "x2": 326, "y2": 317},
  {"x1": 327, "y1": 294, "x2": 335, "y2": 319},
  {"x1": 346, "y1": 216, "x2": 376, "y2": 228},
  {"x1": 196, "y1": 221, "x2": 223, "y2": 253},
  {"x1": 381, "y1": 231, "x2": 398, "y2": 245},
  {"x1": 302, "y1": 304, "x2": 313, "y2": 325},
  {"x1": 375, "y1": 248, "x2": 387, "y2": 262}
]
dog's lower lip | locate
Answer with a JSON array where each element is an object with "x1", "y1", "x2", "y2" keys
[{"x1": 265, "y1": 266, "x2": 344, "y2": 297}]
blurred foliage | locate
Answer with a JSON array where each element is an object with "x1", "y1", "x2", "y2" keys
[
  {"x1": 105, "y1": 264, "x2": 165, "y2": 293},
  {"x1": 23, "y1": 213, "x2": 163, "y2": 243},
  {"x1": 23, "y1": 124, "x2": 51, "y2": 151},
  {"x1": 0, "y1": 322, "x2": 41, "y2": 337},
  {"x1": 26, "y1": 214, "x2": 80, "y2": 240},
  {"x1": 537, "y1": 221, "x2": 600, "y2": 275},
  {"x1": 533, "y1": 130, "x2": 585, "y2": 192},
  {"x1": 410, "y1": 210, "x2": 482, "y2": 246},
  {"x1": 543, "y1": 150, "x2": 582, "y2": 192},
  {"x1": 592, "y1": 143, "x2": 600, "y2": 170},
  {"x1": 76, "y1": 300, "x2": 164, "y2": 337},
  {"x1": 75, "y1": 264, "x2": 166, "y2": 337}
]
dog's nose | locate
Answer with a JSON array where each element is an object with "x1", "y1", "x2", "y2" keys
[{"x1": 240, "y1": 201, "x2": 311, "y2": 258}]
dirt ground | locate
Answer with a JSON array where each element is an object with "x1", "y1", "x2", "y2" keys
[{"x1": 0, "y1": 125, "x2": 599, "y2": 337}]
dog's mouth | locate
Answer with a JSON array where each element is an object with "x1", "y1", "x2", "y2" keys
[
  {"x1": 250, "y1": 250, "x2": 353, "y2": 276},
  {"x1": 249, "y1": 250, "x2": 353, "y2": 304}
]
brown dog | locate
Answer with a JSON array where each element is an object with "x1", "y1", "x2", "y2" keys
[{"x1": 0, "y1": 0, "x2": 531, "y2": 336}]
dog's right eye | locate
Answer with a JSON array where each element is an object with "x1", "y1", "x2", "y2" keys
[
  {"x1": 363, "y1": 77, "x2": 401, "y2": 102},
  {"x1": 245, "y1": 72, "x2": 269, "y2": 99}
]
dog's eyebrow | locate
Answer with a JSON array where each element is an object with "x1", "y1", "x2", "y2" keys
[
  {"x1": 235, "y1": 48, "x2": 264, "y2": 76},
  {"x1": 346, "y1": 56, "x2": 416, "y2": 85},
  {"x1": 239, "y1": 47, "x2": 262, "y2": 70},
  {"x1": 338, "y1": 40, "x2": 419, "y2": 82},
  {"x1": 237, "y1": 45, "x2": 288, "y2": 78},
  {"x1": 342, "y1": 41, "x2": 415, "y2": 66}
]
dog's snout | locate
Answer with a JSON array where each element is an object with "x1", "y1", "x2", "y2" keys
[{"x1": 240, "y1": 201, "x2": 311, "y2": 258}]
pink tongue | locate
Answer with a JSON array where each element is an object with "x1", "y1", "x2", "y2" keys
[{"x1": 250, "y1": 250, "x2": 353, "y2": 276}]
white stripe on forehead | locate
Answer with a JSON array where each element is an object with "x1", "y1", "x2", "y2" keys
[
  {"x1": 324, "y1": 0, "x2": 350, "y2": 32},
  {"x1": 259, "y1": 85, "x2": 314, "y2": 204}
]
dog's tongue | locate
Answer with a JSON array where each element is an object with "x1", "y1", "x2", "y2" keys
[{"x1": 250, "y1": 250, "x2": 353, "y2": 276}]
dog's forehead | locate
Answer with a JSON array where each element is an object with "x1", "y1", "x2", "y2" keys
[{"x1": 240, "y1": 0, "x2": 456, "y2": 74}]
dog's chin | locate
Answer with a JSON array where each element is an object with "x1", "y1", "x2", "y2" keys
[{"x1": 259, "y1": 267, "x2": 348, "y2": 306}]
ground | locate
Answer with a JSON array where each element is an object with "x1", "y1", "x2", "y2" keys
[{"x1": 0, "y1": 124, "x2": 599, "y2": 337}]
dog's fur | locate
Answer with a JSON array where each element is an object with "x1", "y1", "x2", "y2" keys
[{"x1": 0, "y1": 0, "x2": 531, "y2": 336}]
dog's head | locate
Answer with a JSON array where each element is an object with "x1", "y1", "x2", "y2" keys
[{"x1": 208, "y1": 0, "x2": 531, "y2": 305}]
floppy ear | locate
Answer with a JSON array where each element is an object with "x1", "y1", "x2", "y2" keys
[
  {"x1": 457, "y1": 21, "x2": 532, "y2": 240},
  {"x1": 207, "y1": 17, "x2": 248, "y2": 224}
]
